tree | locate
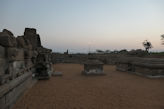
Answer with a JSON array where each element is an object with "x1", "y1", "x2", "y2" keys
[
  {"x1": 105, "y1": 50, "x2": 111, "y2": 54},
  {"x1": 96, "y1": 49, "x2": 104, "y2": 53},
  {"x1": 142, "y1": 40, "x2": 152, "y2": 52},
  {"x1": 161, "y1": 34, "x2": 164, "y2": 45},
  {"x1": 119, "y1": 49, "x2": 128, "y2": 53}
]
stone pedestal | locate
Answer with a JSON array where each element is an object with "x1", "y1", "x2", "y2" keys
[{"x1": 82, "y1": 59, "x2": 105, "y2": 76}]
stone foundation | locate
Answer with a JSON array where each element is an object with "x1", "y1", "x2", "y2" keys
[
  {"x1": 82, "y1": 59, "x2": 105, "y2": 76},
  {"x1": 116, "y1": 57, "x2": 164, "y2": 78}
]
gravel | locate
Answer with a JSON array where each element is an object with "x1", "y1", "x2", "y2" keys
[{"x1": 12, "y1": 64, "x2": 164, "y2": 109}]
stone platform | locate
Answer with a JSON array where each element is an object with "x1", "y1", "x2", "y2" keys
[{"x1": 116, "y1": 57, "x2": 164, "y2": 78}]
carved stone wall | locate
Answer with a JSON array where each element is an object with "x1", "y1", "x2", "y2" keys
[{"x1": 0, "y1": 28, "x2": 53, "y2": 109}]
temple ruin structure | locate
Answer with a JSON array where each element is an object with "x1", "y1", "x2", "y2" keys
[{"x1": 0, "y1": 28, "x2": 53, "y2": 109}]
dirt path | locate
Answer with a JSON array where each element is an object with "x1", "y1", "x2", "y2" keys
[{"x1": 13, "y1": 64, "x2": 164, "y2": 109}]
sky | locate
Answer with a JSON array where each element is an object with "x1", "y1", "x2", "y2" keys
[{"x1": 0, "y1": 0, "x2": 164, "y2": 53}]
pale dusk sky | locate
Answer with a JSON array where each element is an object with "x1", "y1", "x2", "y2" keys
[{"x1": 1, "y1": 0, "x2": 164, "y2": 53}]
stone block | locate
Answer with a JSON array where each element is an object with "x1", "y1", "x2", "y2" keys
[
  {"x1": 24, "y1": 49, "x2": 33, "y2": 59},
  {"x1": 24, "y1": 34, "x2": 41, "y2": 48},
  {"x1": 6, "y1": 61, "x2": 25, "y2": 79},
  {"x1": 16, "y1": 36, "x2": 32, "y2": 49},
  {"x1": 0, "y1": 96, "x2": 6, "y2": 109},
  {"x1": 5, "y1": 88, "x2": 15, "y2": 104},
  {"x1": 23, "y1": 28, "x2": 42, "y2": 49},
  {"x1": 0, "y1": 45, "x2": 5, "y2": 58},
  {"x1": 24, "y1": 59, "x2": 33, "y2": 67},
  {"x1": 116, "y1": 64, "x2": 129, "y2": 72},
  {"x1": 12, "y1": 61, "x2": 25, "y2": 77},
  {"x1": 3, "y1": 29, "x2": 13, "y2": 36},
  {"x1": 82, "y1": 60, "x2": 105, "y2": 76},
  {"x1": 0, "y1": 74, "x2": 10, "y2": 85},
  {"x1": 135, "y1": 66, "x2": 164, "y2": 76},
  {"x1": 52, "y1": 72, "x2": 63, "y2": 76},
  {"x1": 156, "y1": 69, "x2": 164, "y2": 75},
  {"x1": 135, "y1": 66, "x2": 150, "y2": 75},
  {"x1": 82, "y1": 69, "x2": 105, "y2": 76},
  {"x1": 1, "y1": 73, "x2": 34, "y2": 109},
  {"x1": 15, "y1": 49, "x2": 25, "y2": 60},
  {"x1": 6, "y1": 48, "x2": 24, "y2": 61},
  {"x1": 16, "y1": 36, "x2": 25, "y2": 48},
  {"x1": 0, "y1": 58, "x2": 7, "y2": 76},
  {"x1": 24, "y1": 28, "x2": 36, "y2": 35},
  {"x1": 6, "y1": 81, "x2": 26, "y2": 106},
  {"x1": 0, "y1": 29, "x2": 17, "y2": 47}
]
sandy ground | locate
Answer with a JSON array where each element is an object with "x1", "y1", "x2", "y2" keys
[{"x1": 12, "y1": 64, "x2": 164, "y2": 109}]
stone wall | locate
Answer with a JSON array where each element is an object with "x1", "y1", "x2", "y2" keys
[
  {"x1": 52, "y1": 53, "x2": 119, "y2": 65},
  {"x1": 0, "y1": 28, "x2": 53, "y2": 109},
  {"x1": 116, "y1": 57, "x2": 164, "y2": 78}
]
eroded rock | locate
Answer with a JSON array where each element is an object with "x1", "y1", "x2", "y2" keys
[{"x1": 0, "y1": 29, "x2": 17, "y2": 47}]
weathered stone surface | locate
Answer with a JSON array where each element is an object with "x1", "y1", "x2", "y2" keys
[
  {"x1": 37, "y1": 47, "x2": 52, "y2": 53},
  {"x1": 16, "y1": 36, "x2": 32, "y2": 49},
  {"x1": 26, "y1": 34, "x2": 41, "y2": 48},
  {"x1": 0, "y1": 46, "x2": 7, "y2": 77},
  {"x1": 0, "y1": 72, "x2": 36, "y2": 109},
  {"x1": 0, "y1": 28, "x2": 53, "y2": 109},
  {"x1": 24, "y1": 28, "x2": 36, "y2": 35},
  {"x1": 24, "y1": 59, "x2": 33, "y2": 67},
  {"x1": 12, "y1": 61, "x2": 25, "y2": 77},
  {"x1": 35, "y1": 53, "x2": 53, "y2": 79},
  {"x1": 16, "y1": 36, "x2": 25, "y2": 48},
  {"x1": 116, "y1": 57, "x2": 164, "y2": 78},
  {"x1": 0, "y1": 58, "x2": 7, "y2": 76},
  {"x1": 82, "y1": 59, "x2": 105, "y2": 75},
  {"x1": 24, "y1": 28, "x2": 41, "y2": 49},
  {"x1": 0, "y1": 29, "x2": 17, "y2": 47},
  {"x1": 3, "y1": 29, "x2": 14, "y2": 36},
  {"x1": 24, "y1": 49, "x2": 33, "y2": 59},
  {"x1": 0, "y1": 95, "x2": 6, "y2": 109},
  {"x1": 52, "y1": 72, "x2": 63, "y2": 76},
  {"x1": 0, "y1": 74, "x2": 10, "y2": 85},
  {"x1": 6, "y1": 48, "x2": 24, "y2": 61},
  {"x1": 116, "y1": 64, "x2": 130, "y2": 72},
  {"x1": 0, "y1": 45, "x2": 5, "y2": 58}
]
